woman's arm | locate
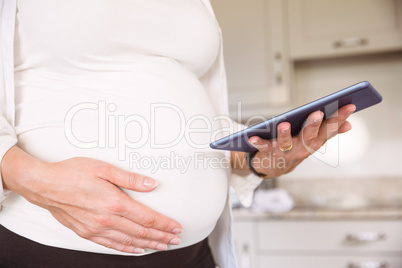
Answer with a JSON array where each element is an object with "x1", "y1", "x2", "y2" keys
[
  {"x1": 1, "y1": 146, "x2": 182, "y2": 254},
  {"x1": 231, "y1": 104, "x2": 356, "y2": 177}
]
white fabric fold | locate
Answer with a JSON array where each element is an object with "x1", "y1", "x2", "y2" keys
[{"x1": 0, "y1": 0, "x2": 17, "y2": 203}]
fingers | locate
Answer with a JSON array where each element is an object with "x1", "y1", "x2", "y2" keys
[
  {"x1": 52, "y1": 202, "x2": 181, "y2": 254},
  {"x1": 91, "y1": 236, "x2": 146, "y2": 254},
  {"x1": 249, "y1": 122, "x2": 293, "y2": 153},
  {"x1": 107, "y1": 214, "x2": 181, "y2": 250},
  {"x1": 100, "y1": 165, "x2": 158, "y2": 192},
  {"x1": 317, "y1": 104, "x2": 356, "y2": 141},
  {"x1": 121, "y1": 197, "x2": 182, "y2": 235},
  {"x1": 245, "y1": 105, "x2": 356, "y2": 179},
  {"x1": 96, "y1": 164, "x2": 182, "y2": 235},
  {"x1": 92, "y1": 227, "x2": 180, "y2": 253},
  {"x1": 96, "y1": 164, "x2": 183, "y2": 251},
  {"x1": 276, "y1": 122, "x2": 293, "y2": 152},
  {"x1": 248, "y1": 105, "x2": 355, "y2": 155},
  {"x1": 248, "y1": 136, "x2": 271, "y2": 152},
  {"x1": 338, "y1": 120, "x2": 352, "y2": 134},
  {"x1": 301, "y1": 111, "x2": 324, "y2": 145},
  {"x1": 102, "y1": 191, "x2": 183, "y2": 243}
]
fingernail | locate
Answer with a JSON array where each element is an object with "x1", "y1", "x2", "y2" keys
[
  {"x1": 281, "y1": 127, "x2": 290, "y2": 134},
  {"x1": 143, "y1": 177, "x2": 158, "y2": 188},
  {"x1": 169, "y1": 238, "x2": 181, "y2": 245},
  {"x1": 348, "y1": 107, "x2": 356, "y2": 116},
  {"x1": 314, "y1": 117, "x2": 323, "y2": 123},
  {"x1": 249, "y1": 139, "x2": 259, "y2": 145},
  {"x1": 172, "y1": 228, "x2": 182, "y2": 234},
  {"x1": 133, "y1": 248, "x2": 145, "y2": 254},
  {"x1": 156, "y1": 243, "x2": 167, "y2": 251}
]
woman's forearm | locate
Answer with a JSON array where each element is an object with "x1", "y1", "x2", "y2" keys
[
  {"x1": 1, "y1": 146, "x2": 48, "y2": 197},
  {"x1": 230, "y1": 150, "x2": 276, "y2": 178},
  {"x1": 230, "y1": 151, "x2": 248, "y2": 171}
]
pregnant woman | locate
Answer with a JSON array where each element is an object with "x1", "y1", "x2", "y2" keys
[{"x1": 0, "y1": 0, "x2": 355, "y2": 267}]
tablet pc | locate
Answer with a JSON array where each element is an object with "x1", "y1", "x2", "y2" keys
[{"x1": 209, "y1": 81, "x2": 382, "y2": 152}]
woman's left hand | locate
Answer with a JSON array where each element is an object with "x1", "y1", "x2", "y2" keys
[{"x1": 246, "y1": 104, "x2": 356, "y2": 178}]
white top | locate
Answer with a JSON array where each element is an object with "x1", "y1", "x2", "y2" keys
[
  {"x1": 3, "y1": 0, "x2": 228, "y2": 254},
  {"x1": 0, "y1": 0, "x2": 263, "y2": 267}
]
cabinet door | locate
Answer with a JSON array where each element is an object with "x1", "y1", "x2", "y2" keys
[
  {"x1": 258, "y1": 256, "x2": 402, "y2": 268},
  {"x1": 287, "y1": 0, "x2": 402, "y2": 60},
  {"x1": 257, "y1": 220, "x2": 402, "y2": 252},
  {"x1": 211, "y1": 0, "x2": 292, "y2": 121},
  {"x1": 232, "y1": 220, "x2": 256, "y2": 268}
]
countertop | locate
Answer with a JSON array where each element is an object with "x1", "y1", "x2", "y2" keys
[{"x1": 232, "y1": 206, "x2": 402, "y2": 221}]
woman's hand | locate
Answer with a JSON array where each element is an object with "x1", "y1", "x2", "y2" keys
[
  {"x1": 232, "y1": 104, "x2": 356, "y2": 178},
  {"x1": 1, "y1": 147, "x2": 182, "y2": 254}
]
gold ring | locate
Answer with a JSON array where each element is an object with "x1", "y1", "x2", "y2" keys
[{"x1": 279, "y1": 144, "x2": 293, "y2": 152}]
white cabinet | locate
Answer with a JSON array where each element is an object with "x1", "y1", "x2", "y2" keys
[
  {"x1": 211, "y1": 0, "x2": 402, "y2": 121},
  {"x1": 233, "y1": 217, "x2": 402, "y2": 268},
  {"x1": 232, "y1": 220, "x2": 257, "y2": 268},
  {"x1": 257, "y1": 221, "x2": 402, "y2": 252},
  {"x1": 211, "y1": 0, "x2": 292, "y2": 121},
  {"x1": 258, "y1": 256, "x2": 401, "y2": 268},
  {"x1": 287, "y1": 0, "x2": 402, "y2": 60}
]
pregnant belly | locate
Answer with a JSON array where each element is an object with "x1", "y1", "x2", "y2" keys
[{"x1": 13, "y1": 58, "x2": 228, "y2": 251}]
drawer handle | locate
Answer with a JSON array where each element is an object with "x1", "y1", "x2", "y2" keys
[
  {"x1": 333, "y1": 37, "x2": 368, "y2": 48},
  {"x1": 348, "y1": 261, "x2": 389, "y2": 268},
  {"x1": 346, "y1": 232, "x2": 386, "y2": 242},
  {"x1": 273, "y1": 52, "x2": 283, "y2": 85}
]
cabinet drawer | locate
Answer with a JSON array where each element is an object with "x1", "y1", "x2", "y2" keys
[
  {"x1": 287, "y1": 0, "x2": 402, "y2": 60},
  {"x1": 257, "y1": 221, "x2": 402, "y2": 252},
  {"x1": 258, "y1": 255, "x2": 402, "y2": 268}
]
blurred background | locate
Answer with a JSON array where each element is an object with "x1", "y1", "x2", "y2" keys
[{"x1": 211, "y1": 0, "x2": 402, "y2": 267}]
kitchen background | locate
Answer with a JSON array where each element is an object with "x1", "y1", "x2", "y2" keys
[{"x1": 210, "y1": 0, "x2": 402, "y2": 267}]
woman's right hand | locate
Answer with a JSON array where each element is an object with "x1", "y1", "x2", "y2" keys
[{"x1": 1, "y1": 146, "x2": 182, "y2": 254}]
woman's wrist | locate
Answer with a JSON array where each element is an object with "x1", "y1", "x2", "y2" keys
[
  {"x1": 230, "y1": 151, "x2": 248, "y2": 171},
  {"x1": 230, "y1": 150, "x2": 274, "y2": 178},
  {"x1": 1, "y1": 146, "x2": 49, "y2": 195},
  {"x1": 245, "y1": 151, "x2": 269, "y2": 178}
]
